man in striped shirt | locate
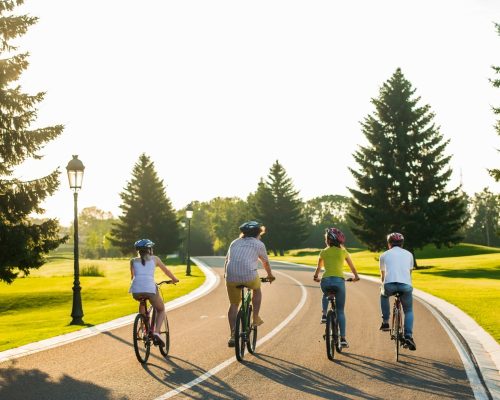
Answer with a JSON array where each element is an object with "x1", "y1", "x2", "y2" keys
[{"x1": 224, "y1": 221, "x2": 275, "y2": 347}]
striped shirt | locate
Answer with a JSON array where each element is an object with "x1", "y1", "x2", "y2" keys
[{"x1": 225, "y1": 237, "x2": 269, "y2": 282}]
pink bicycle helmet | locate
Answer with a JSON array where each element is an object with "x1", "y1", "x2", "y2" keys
[{"x1": 326, "y1": 227, "x2": 345, "y2": 246}]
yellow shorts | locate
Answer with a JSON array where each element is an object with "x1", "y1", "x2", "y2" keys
[{"x1": 226, "y1": 276, "x2": 261, "y2": 305}]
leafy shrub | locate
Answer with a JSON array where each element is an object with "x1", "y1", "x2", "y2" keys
[{"x1": 81, "y1": 265, "x2": 105, "y2": 277}]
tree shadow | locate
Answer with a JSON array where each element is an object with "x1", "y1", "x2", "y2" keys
[
  {"x1": 339, "y1": 352, "x2": 474, "y2": 399},
  {"x1": 244, "y1": 353, "x2": 382, "y2": 399},
  {"x1": 0, "y1": 364, "x2": 124, "y2": 400},
  {"x1": 140, "y1": 355, "x2": 247, "y2": 399},
  {"x1": 418, "y1": 265, "x2": 500, "y2": 279}
]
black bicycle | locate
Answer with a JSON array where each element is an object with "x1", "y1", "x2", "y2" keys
[
  {"x1": 390, "y1": 292, "x2": 408, "y2": 362},
  {"x1": 324, "y1": 278, "x2": 352, "y2": 361},
  {"x1": 133, "y1": 280, "x2": 174, "y2": 363},
  {"x1": 234, "y1": 276, "x2": 274, "y2": 362}
]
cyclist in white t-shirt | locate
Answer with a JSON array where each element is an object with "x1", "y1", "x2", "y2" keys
[{"x1": 379, "y1": 232, "x2": 416, "y2": 351}]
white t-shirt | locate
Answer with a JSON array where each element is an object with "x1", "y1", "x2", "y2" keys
[{"x1": 379, "y1": 246, "x2": 414, "y2": 286}]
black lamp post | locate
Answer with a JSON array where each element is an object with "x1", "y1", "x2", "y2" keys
[
  {"x1": 185, "y1": 203, "x2": 193, "y2": 276},
  {"x1": 66, "y1": 155, "x2": 85, "y2": 325}
]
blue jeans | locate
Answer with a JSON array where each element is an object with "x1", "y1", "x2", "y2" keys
[
  {"x1": 380, "y1": 282, "x2": 414, "y2": 337},
  {"x1": 320, "y1": 277, "x2": 346, "y2": 337}
]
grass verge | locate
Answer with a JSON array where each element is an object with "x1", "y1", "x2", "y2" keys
[
  {"x1": 0, "y1": 258, "x2": 205, "y2": 352},
  {"x1": 271, "y1": 243, "x2": 500, "y2": 343}
]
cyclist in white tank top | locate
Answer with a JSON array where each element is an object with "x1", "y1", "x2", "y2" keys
[{"x1": 130, "y1": 239, "x2": 179, "y2": 345}]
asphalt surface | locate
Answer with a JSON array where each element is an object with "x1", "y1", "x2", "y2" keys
[{"x1": 0, "y1": 257, "x2": 475, "y2": 399}]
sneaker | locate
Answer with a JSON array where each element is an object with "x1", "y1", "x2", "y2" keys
[
  {"x1": 227, "y1": 336, "x2": 235, "y2": 347},
  {"x1": 379, "y1": 322, "x2": 390, "y2": 331},
  {"x1": 253, "y1": 315, "x2": 264, "y2": 326},
  {"x1": 320, "y1": 314, "x2": 327, "y2": 324},
  {"x1": 405, "y1": 336, "x2": 416, "y2": 351},
  {"x1": 153, "y1": 332, "x2": 165, "y2": 347},
  {"x1": 340, "y1": 338, "x2": 349, "y2": 348}
]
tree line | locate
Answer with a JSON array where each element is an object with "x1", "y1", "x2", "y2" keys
[{"x1": 0, "y1": 2, "x2": 499, "y2": 282}]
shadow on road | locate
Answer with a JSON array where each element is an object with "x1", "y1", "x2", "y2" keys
[
  {"x1": 245, "y1": 353, "x2": 382, "y2": 399},
  {"x1": 140, "y1": 355, "x2": 248, "y2": 399},
  {"x1": 0, "y1": 363, "x2": 124, "y2": 400},
  {"x1": 339, "y1": 352, "x2": 474, "y2": 399}
]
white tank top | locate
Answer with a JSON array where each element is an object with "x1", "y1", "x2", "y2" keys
[{"x1": 129, "y1": 257, "x2": 157, "y2": 294}]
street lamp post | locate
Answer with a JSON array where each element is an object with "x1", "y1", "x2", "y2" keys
[
  {"x1": 185, "y1": 203, "x2": 193, "y2": 276},
  {"x1": 66, "y1": 155, "x2": 85, "y2": 325}
]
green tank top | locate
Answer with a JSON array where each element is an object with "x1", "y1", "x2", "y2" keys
[{"x1": 320, "y1": 246, "x2": 348, "y2": 278}]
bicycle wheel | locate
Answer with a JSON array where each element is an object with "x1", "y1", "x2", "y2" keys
[
  {"x1": 158, "y1": 314, "x2": 170, "y2": 358},
  {"x1": 325, "y1": 310, "x2": 335, "y2": 360},
  {"x1": 247, "y1": 305, "x2": 257, "y2": 354},
  {"x1": 334, "y1": 314, "x2": 342, "y2": 354},
  {"x1": 393, "y1": 307, "x2": 400, "y2": 362},
  {"x1": 234, "y1": 310, "x2": 246, "y2": 361},
  {"x1": 133, "y1": 313, "x2": 151, "y2": 363}
]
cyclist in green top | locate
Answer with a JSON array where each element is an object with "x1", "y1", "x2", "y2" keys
[{"x1": 313, "y1": 227, "x2": 360, "y2": 348}]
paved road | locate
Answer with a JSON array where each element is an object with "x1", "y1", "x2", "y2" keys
[{"x1": 0, "y1": 257, "x2": 475, "y2": 399}]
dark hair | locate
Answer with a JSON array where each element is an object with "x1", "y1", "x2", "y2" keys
[{"x1": 138, "y1": 248, "x2": 152, "y2": 265}]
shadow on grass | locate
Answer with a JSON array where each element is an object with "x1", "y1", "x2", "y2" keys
[
  {"x1": 0, "y1": 364, "x2": 125, "y2": 400},
  {"x1": 418, "y1": 265, "x2": 500, "y2": 279}
]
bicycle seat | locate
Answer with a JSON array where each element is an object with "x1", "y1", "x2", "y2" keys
[
  {"x1": 236, "y1": 285, "x2": 248, "y2": 289},
  {"x1": 325, "y1": 290, "x2": 337, "y2": 299},
  {"x1": 136, "y1": 296, "x2": 148, "y2": 302},
  {"x1": 394, "y1": 292, "x2": 403, "y2": 297}
]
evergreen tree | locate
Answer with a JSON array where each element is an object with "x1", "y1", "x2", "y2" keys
[
  {"x1": 464, "y1": 189, "x2": 500, "y2": 247},
  {"x1": 0, "y1": 1, "x2": 65, "y2": 283},
  {"x1": 110, "y1": 154, "x2": 179, "y2": 255},
  {"x1": 490, "y1": 22, "x2": 500, "y2": 182},
  {"x1": 250, "y1": 161, "x2": 307, "y2": 255},
  {"x1": 348, "y1": 68, "x2": 467, "y2": 262}
]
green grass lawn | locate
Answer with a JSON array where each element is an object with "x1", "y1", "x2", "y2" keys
[
  {"x1": 0, "y1": 257, "x2": 205, "y2": 352},
  {"x1": 271, "y1": 243, "x2": 500, "y2": 343}
]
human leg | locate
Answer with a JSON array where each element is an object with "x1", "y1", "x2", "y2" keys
[{"x1": 398, "y1": 284, "x2": 414, "y2": 338}]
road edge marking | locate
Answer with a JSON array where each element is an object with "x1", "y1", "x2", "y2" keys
[
  {"x1": 153, "y1": 269, "x2": 308, "y2": 400},
  {"x1": 0, "y1": 258, "x2": 219, "y2": 364}
]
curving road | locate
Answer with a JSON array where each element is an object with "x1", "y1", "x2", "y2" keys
[{"x1": 0, "y1": 257, "x2": 475, "y2": 399}]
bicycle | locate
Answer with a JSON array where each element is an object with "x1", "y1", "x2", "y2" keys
[
  {"x1": 323, "y1": 278, "x2": 352, "y2": 361},
  {"x1": 390, "y1": 292, "x2": 408, "y2": 362},
  {"x1": 234, "y1": 276, "x2": 274, "y2": 362},
  {"x1": 132, "y1": 280, "x2": 174, "y2": 364}
]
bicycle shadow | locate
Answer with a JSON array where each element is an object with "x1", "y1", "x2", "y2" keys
[
  {"x1": 140, "y1": 355, "x2": 248, "y2": 399},
  {"x1": 0, "y1": 363, "x2": 124, "y2": 400},
  {"x1": 244, "y1": 353, "x2": 382, "y2": 399},
  {"x1": 338, "y1": 352, "x2": 474, "y2": 399}
]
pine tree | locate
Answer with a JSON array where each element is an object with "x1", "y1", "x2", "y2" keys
[
  {"x1": 250, "y1": 161, "x2": 307, "y2": 256},
  {"x1": 0, "y1": 1, "x2": 65, "y2": 283},
  {"x1": 110, "y1": 154, "x2": 180, "y2": 255},
  {"x1": 348, "y1": 68, "x2": 467, "y2": 262},
  {"x1": 490, "y1": 22, "x2": 500, "y2": 182}
]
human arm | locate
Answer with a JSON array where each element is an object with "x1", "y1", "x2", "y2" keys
[
  {"x1": 130, "y1": 259, "x2": 134, "y2": 280},
  {"x1": 345, "y1": 254, "x2": 360, "y2": 281},
  {"x1": 313, "y1": 257, "x2": 323, "y2": 282},
  {"x1": 258, "y1": 243, "x2": 275, "y2": 281},
  {"x1": 379, "y1": 254, "x2": 385, "y2": 283},
  {"x1": 155, "y1": 256, "x2": 179, "y2": 283}
]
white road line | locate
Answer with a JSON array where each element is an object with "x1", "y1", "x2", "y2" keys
[{"x1": 153, "y1": 270, "x2": 308, "y2": 400}]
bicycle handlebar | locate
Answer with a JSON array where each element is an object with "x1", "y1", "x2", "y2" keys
[
  {"x1": 157, "y1": 280, "x2": 175, "y2": 286},
  {"x1": 260, "y1": 276, "x2": 275, "y2": 283}
]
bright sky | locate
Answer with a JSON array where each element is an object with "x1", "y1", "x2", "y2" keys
[{"x1": 12, "y1": 0, "x2": 500, "y2": 225}]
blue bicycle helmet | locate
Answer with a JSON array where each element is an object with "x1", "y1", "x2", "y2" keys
[
  {"x1": 239, "y1": 221, "x2": 263, "y2": 236},
  {"x1": 134, "y1": 239, "x2": 155, "y2": 249}
]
